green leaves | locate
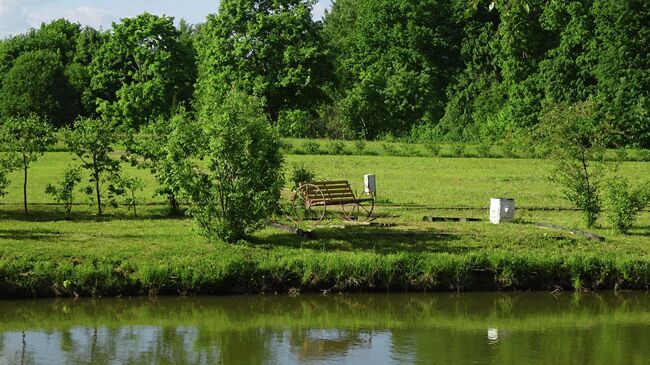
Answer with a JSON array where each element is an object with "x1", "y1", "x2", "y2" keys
[
  {"x1": 179, "y1": 90, "x2": 284, "y2": 242},
  {"x1": 196, "y1": 0, "x2": 328, "y2": 126}
]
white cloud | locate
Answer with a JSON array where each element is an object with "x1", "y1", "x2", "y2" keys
[{"x1": 27, "y1": 6, "x2": 116, "y2": 30}]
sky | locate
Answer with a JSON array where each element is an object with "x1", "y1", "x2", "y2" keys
[{"x1": 0, "y1": 0, "x2": 333, "y2": 37}]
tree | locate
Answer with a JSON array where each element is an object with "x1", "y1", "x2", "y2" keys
[
  {"x1": 45, "y1": 166, "x2": 82, "y2": 219},
  {"x1": 0, "y1": 115, "x2": 56, "y2": 214},
  {"x1": 539, "y1": 101, "x2": 607, "y2": 228},
  {"x1": 196, "y1": 0, "x2": 328, "y2": 126},
  {"x1": 0, "y1": 50, "x2": 77, "y2": 126},
  {"x1": 91, "y1": 13, "x2": 196, "y2": 128},
  {"x1": 63, "y1": 117, "x2": 121, "y2": 216},
  {"x1": 323, "y1": 0, "x2": 460, "y2": 138},
  {"x1": 125, "y1": 107, "x2": 201, "y2": 215},
  {"x1": 178, "y1": 90, "x2": 284, "y2": 242}
]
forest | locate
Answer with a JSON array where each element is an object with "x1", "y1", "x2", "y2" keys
[{"x1": 0, "y1": 0, "x2": 646, "y2": 146}]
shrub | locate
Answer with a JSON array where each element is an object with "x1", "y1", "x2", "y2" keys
[
  {"x1": 353, "y1": 139, "x2": 366, "y2": 155},
  {"x1": 424, "y1": 141, "x2": 441, "y2": 156},
  {"x1": 179, "y1": 90, "x2": 284, "y2": 243},
  {"x1": 290, "y1": 163, "x2": 316, "y2": 188},
  {"x1": 328, "y1": 140, "x2": 346, "y2": 155},
  {"x1": 606, "y1": 178, "x2": 649, "y2": 233},
  {"x1": 452, "y1": 144, "x2": 465, "y2": 157},
  {"x1": 280, "y1": 140, "x2": 294, "y2": 154},
  {"x1": 119, "y1": 176, "x2": 145, "y2": 216},
  {"x1": 400, "y1": 143, "x2": 417, "y2": 157},
  {"x1": 477, "y1": 143, "x2": 492, "y2": 158},
  {"x1": 45, "y1": 166, "x2": 82, "y2": 219},
  {"x1": 381, "y1": 143, "x2": 396, "y2": 155},
  {"x1": 637, "y1": 149, "x2": 650, "y2": 162},
  {"x1": 63, "y1": 117, "x2": 121, "y2": 216},
  {"x1": 501, "y1": 143, "x2": 517, "y2": 158},
  {"x1": 615, "y1": 148, "x2": 629, "y2": 162},
  {"x1": 302, "y1": 141, "x2": 321, "y2": 155},
  {"x1": 539, "y1": 101, "x2": 607, "y2": 228}
]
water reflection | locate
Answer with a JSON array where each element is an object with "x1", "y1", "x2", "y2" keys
[{"x1": 0, "y1": 292, "x2": 648, "y2": 365}]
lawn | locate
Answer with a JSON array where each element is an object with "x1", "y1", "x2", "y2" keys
[{"x1": 0, "y1": 151, "x2": 649, "y2": 297}]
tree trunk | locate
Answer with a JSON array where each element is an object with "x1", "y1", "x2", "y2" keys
[
  {"x1": 23, "y1": 155, "x2": 28, "y2": 215},
  {"x1": 169, "y1": 193, "x2": 179, "y2": 216}
]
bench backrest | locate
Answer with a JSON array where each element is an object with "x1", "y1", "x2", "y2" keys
[{"x1": 302, "y1": 180, "x2": 356, "y2": 202}]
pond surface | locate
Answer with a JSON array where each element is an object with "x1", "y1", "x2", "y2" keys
[{"x1": 0, "y1": 292, "x2": 648, "y2": 365}]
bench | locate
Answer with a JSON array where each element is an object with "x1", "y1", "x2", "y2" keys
[{"x1": 291, "y1": 180, "x2": 374, "y2": 222}]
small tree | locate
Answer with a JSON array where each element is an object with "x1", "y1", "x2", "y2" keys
[
  {"x1": 605, "y1": 178, "x2": 650, "y2": 233},
  {"x1": 118, "y1": 176, "x2": 145, "y2": 216},
  {"x1": 179, "y1": 90, "x2": 284, "y2": 242},
  {"x1": 1, "y1": 115, "x2": 56, "y2": 214},
  {"x1": 63, "y1": 117, "x2": 121, "y2": 216},
  {"x1": 539, "y1": 101, "x2": 607, "y2": 228},
  {"x1": 124, "y1": 107, "x2": 200, "y2": 215},
  {"x1": 45, "y1": 166, "x2": 82, "y2": 219},
  {"x1": 0, "y1": 155, "x2": 18, "y2": 199}
]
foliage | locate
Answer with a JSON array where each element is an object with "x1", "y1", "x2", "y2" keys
[
  {"x1": 477, "y1": 143, "x2": 492, "y2": 158},
  {"x1": 327, "y1": 140, "x2": 346, "y2": 155},
  {"x1": 605, "y1": 178, "x2": 649, "y2": 233},
  {"x1": 91, "y1": 13, "x2": 196, "y2": 128},
  {"x1": 45, "y1": 166, "x2": 82, "y2": 219},
  {"x1": 290, "y1": 163, "x2": 316, "y2": 189},
  {"x1": 196, "y1": 0, "x2": 328, "y2": 125},
  {"x1": 301, "y1": 141, "x2": 321, "y2": 155},
  {"x1": 452, "y1": 144, "x2": 465, "y2": 157},
  {"x1": 125, "y1": 108, "x2": 201, "y2": 215},
  {"x1": 323, "y1": 0, "x2": 460, "y2": 138},
  {"x1": 353, "y1": 139, "x2": 367, "y2": 155},
  {"x1": 540, "y1": 101, "x2": 607, "y2": 228},
  {"x1": 119, "y1": 176, "x2": 145, "y2": 216},
  {"x1": 0, "y1": 115, "x2": 56, "y2": 214},
  {"x1": 179, "y1": 91, "x2": 284, "y2": 242},
  {"x1": 0, "y1": 50, "x2": 77, "y2": 126},
  {"x1": 63, "y1": 117, "x2": 121, "y2": 216}
]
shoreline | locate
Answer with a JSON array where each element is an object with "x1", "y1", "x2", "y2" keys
[{"x1": 2, "y1": 251, "x2": 648, "y2": 299}]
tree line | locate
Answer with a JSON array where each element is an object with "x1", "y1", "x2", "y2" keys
[{"x1": 0, "y1": 0, "x2": 646, "y2": 146}]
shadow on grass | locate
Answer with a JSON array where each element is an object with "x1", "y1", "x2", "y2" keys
[
  {"x1": 0, "y1": 228, "x2": 62, "y2": 241},
  {"x1": 0, "y1": 205, "x2": 188, "y2": 223},
  {"x1": 254, "y1": 227, "x2": 472, "y2": 254}
]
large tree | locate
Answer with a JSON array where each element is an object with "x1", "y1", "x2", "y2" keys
[
  {"x1": 91, "y1": 13, "x2": 196, "y2": 128},
  {"x1": 323, "y1": 0, "x2": 461, "y2": 138},
  {"x1": 196, "y1": 0, "x2": 328, "y2": 125},
  {"x1": 0, "y1": 50, "x2": 77, "y2": 126}
]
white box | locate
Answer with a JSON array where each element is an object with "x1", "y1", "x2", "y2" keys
[
  {"x1": 364, "y1": 174, "x2": 376, "y2": 196},
  {"x1": 490, "y1": 198, "x2": 515, "y2": 224}
]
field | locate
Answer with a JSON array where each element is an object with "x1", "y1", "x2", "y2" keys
[{"x1": 0, "y1": 149, "x2": 649, "y2": 297}]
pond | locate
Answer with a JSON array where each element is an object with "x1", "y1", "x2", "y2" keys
[{"x1": 0, "y1": 292, "x2": 648, "y2": 364}]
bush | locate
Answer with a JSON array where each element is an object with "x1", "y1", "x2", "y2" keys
[
  {"x1": 290, "y1": 163, "x2": 316, "y2": 188},
  {"x1": 381, "y1": 143, "x2": 396, "y2": 155},
  {"x1": 501, "y1": 143, "x2": 517, "y2": 158},
  {"x1": 353, "y1": 139, "x2": 366, "y2": 155},
  {"x1": 477, "y1": 143, "x2": 492, "y2": 158},
  {"x1": 179, "y1": 90, "x2": 284, "y2": 243},
  {"x1": 606, "y1": 178, "x2": 649, "y2": 233},
  {"x1": 302, "y1": 141, "x2": 321, "y2": 155},
  {"x1": 615, "y1": 148, "x2": 629, "y2": 162},
  {"x1": 539, "y1": 101, "x2": 606, "y2": 228},
  {"x1": 424, "y1": 141, "x2": 441, "y2": 156},
  {"x1": 637, "y1": 149, "x2": 650, "y2": 162},
  {"x1": 327, "y1": 140, "x2": 346, "y2": 155},
  {"x1": 452, "y1": 144, "x2": 465, "y2": 157},
  {"x1": 45, "y1": 166, "x2": 82, "y2": 219},
  {"x1": 400, "y1": 143, "x2": 417, "y2": 157}
]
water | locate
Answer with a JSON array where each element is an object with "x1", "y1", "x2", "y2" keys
[{"x1": 0, "y1": 292, "x2": 648, "y2": 365}]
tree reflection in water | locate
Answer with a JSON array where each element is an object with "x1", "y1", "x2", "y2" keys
[{"x1": 0, "y1": 292, "x2": 648, "y2": 365}]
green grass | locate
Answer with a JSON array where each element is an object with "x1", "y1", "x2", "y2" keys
[{"x1": 0, "y1": 152, "x2": 649, "y2": 297}]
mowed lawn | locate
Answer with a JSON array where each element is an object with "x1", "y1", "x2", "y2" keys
[{"x1": 0, "y1": 152, "x2": 649, "y2": 296}]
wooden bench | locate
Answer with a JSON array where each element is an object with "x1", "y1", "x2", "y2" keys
[{"x1": 291, "y1": 180, "x2": 374, "y2": 222}]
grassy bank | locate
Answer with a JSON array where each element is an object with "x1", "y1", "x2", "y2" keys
[{"x1": 0, "y1": 152, "x2": 649, "y2": 297}]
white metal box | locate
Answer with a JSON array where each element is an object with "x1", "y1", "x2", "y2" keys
[
  {"x1": 490, "y1": 198, "x2": 515, "y2": 224},
  {"x1": 364, "y1": 174, "x2": 376, "y2": 196}
]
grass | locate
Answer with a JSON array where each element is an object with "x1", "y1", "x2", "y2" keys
[{"x1": 0, "y1": 151, "x2": 649, "y2": 297}]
